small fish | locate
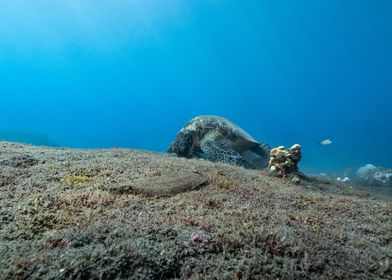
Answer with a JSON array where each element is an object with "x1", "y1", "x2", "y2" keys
[{"x1": 318, "y1": 139, "x2": 332, "y2": 145}]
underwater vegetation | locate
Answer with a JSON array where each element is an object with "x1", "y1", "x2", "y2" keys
[
  {"x1": 0, "y1": 142, "x2": 391, "y2": 279},
  {"x1": 62, "y1": 175, "x2": 93, "y2": 187}
]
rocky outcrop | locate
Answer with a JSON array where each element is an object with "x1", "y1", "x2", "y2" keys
[
  {"x1": 268, "y1": 144, "x2": 302, "y2": 177},
  {"x1": 354, "y1": 164, "x2": 392, "y2": 187}
]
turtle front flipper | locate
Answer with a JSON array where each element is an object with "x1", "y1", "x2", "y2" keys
[
  {"x1": 247, "y1": 143, "x2": 271, "y2": 169},
  {"x1": 250, "y1": 143, "x2": 271, "y2": 158},
  {"x1": 201, "y1": 138, "x2": 255, "y2": 169},
  {"x1": 167, "y1": 131, "x2": 194, "y2": 158}
]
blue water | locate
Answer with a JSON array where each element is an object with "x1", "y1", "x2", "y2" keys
[{"x1": 1, "y1": 1, "x2": 391, "y2": 175}]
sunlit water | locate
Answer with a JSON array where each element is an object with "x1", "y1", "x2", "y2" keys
[{"x1": 1, "y1": 0, "x2": 391, "y2": 176}]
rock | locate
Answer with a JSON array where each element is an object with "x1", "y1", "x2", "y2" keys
[
  {"x1": 356, "y1": 164, "x2": 376, "y2": 178},
  {"x1": 336, "y1": 177, "x2": 350, "y2": 183},
  {"x1": 107, "y1": 170, "x2": 209, "y2": 197},
  {"x1": 190, "y1": 231, "x2": 212, "y2": 243},
  {"x1": 268, "y1": 144, "x2": 302, "y2": 177},
  {"x1": 291, "y1": 175, "x2": 301, "y2": 184},
  {"x1": 354, "y1": 164, "x2": 392, "y2": 187}
]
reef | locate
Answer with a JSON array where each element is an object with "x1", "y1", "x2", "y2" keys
[
  {"x1": 354, "y1": 163, "x2": 392, "y2": 187},
  {"x1": 268, "y1": 144, "x2": 302, "y2": 177},
  {"x1": 0, "y1": 142, "x2": 391, "y2": 279}
]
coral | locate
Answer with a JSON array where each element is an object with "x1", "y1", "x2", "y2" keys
[
  {"x1": 268, "y1": 144, "x2": 302, "y2": 177},
  {"x1": 190, "y1": 231, "x2": 212, "y2": 243},
  {"x1": 336, "y1": 177, "x2": 351, "y2": 183},
  {"x1": 356, "y1": 164, "x2": 376, "y2": 178},
  {"x1": 374, "y1": 171, "x2": 392, "y2": 183},
  {"x1": 354, "y1": 164, "x2": 392, "y2": 187},
  {"x1": 355, "y1": 164, "x2": 392, "y2": 187},
  {"x1": 291, "y1": 175, "x2": 301, "y2": 184}
]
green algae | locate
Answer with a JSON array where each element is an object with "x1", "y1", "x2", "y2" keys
[
  {"x1": 0, "y1": 142, "x2": 391, "y2": 279},
  {"x1": 62, "y1": 175, "x2": 93, "y2": 186}
]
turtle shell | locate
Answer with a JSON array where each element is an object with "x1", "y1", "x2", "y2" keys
[{"x1": 185, "y1": 115, "x2": 260, "y2": 150}]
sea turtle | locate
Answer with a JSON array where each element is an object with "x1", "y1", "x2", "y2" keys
[{"x1": 167, "y1": 115, "x2": 270, "y2": 169}]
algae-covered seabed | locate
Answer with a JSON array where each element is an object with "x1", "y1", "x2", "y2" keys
[{"x1": 0, "y1": 142, "x2": 391, "y2": 280}]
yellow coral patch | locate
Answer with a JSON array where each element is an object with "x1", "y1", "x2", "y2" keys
[{"x1": 62, "y1": 175, "x2": 93, "y2": 186}]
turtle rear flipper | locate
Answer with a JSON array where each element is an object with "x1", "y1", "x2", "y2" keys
[{"x1": 201, "y1": 139, "x2": 256, "y2": 169}]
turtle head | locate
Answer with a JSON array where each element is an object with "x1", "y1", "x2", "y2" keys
[{"x1": 167, "y1": 131, "x2": 194, "y2": 158}]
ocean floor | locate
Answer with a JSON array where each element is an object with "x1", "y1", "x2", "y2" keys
[{"x1": 0, "y1": 142, "x2": 391, "y2": 279}]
